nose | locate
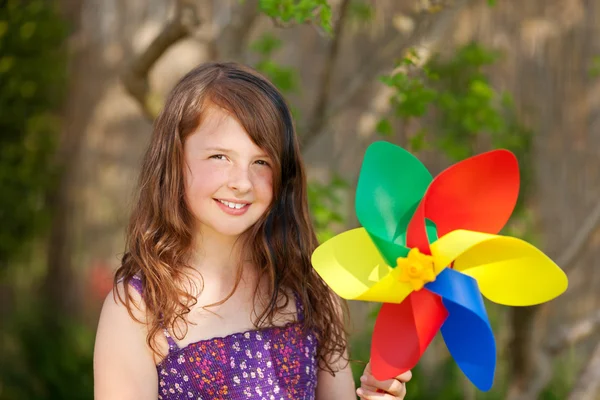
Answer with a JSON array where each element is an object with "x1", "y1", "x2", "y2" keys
[{"x1": 227, "y1": 164, "x2": 252, "y2": 194}]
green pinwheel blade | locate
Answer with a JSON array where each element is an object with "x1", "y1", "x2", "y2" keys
[
  {"x1": 393, "y1": 217, "x2": 439, "y2": 248},
  {"x1": 369, "y1": 235, "x2": 410, "y2": 265},
  {"x1": 355, "y1": 141, "x2": 432, "y2": 264},
  {"x1": 372, "y1": 219, "x2": 439, "y2": 267}
]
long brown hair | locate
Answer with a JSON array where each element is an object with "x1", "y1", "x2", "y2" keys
[{"x1": 114, "y1": 62, "x2": 348, "y2": 373}]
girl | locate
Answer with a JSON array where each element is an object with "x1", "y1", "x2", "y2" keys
[{"x1": 93, "y1": 62, "x2": 411, "y2": 399}]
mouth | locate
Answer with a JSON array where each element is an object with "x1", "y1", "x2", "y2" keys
[{"x1": 214, "y1": 199, "x2": 251, "y2": 213}]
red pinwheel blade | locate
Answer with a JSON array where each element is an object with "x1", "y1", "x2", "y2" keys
[
  {"x1": 407, "y1": 150, "x2": 519, "y2": 253},
  {"x1": 371, "y1": 290, "x2": 448, "y2": 380}
]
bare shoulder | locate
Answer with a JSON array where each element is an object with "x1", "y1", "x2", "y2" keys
[
  {"x1": 93, "y1": 281, "x2": 158, "y2": 400},
  {"x1": 100, "y1": 280, "x2": 146, "y2": 324}
]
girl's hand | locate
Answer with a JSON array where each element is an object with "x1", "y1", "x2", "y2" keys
[{"x1": 356, "y1": 362, "x2": 412, "y2": 400}]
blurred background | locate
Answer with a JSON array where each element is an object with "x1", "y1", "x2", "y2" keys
[{"x1": 1, "y1": 0, "x2": 600, "y2": 398}]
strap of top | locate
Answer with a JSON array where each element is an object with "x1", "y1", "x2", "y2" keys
[
  {"x1": 128, "y1": 275, "x2": 180, "y2": 352},
  {"x1": 293, "y1": 291, "x2": 305, "y2": 322}
]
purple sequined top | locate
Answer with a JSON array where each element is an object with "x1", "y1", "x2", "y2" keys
[{"x1": 130, "y1": 276, "x2": 319, "y2": 399}]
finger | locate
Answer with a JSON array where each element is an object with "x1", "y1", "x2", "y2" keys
[
  {"x1": 395, "y1": 369, "x2": 413, "y2": 383},
  {"x1": 361, "y1": 373, "x2": 406, "y2": 397},
  {"x1": 364, "y1": 364, "x2": 412, "y2": 384},
  {"x1": 359, "y1": 373, "x2": 378, "y2": 392},
  {"x1": 360, "y1": 382, "x2": 379, "y2": 392},
  {"x1": 356, "y1": 387, "x2": 396, "y2": 400}
]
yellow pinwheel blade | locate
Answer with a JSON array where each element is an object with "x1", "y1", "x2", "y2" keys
[
  {"x1": 430, "y1": 230, "x2": 568, "y2": 306},
  {"x1": 311, "y1": 228, "x2": 413, "y2": 303}
]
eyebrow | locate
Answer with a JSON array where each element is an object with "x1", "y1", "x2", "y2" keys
[
  {"x1": 204, "y1": 147, "x2": 232, "y2": 154},
  {"x1": 204, "y1": 147, "x2": 270, "y2": 158}
]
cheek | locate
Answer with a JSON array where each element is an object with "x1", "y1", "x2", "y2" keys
[
  {"x1": 252, "y1": 169, "x2": 274, "y2": 201},
  {"x1": 185, "y1": 162, "x2": 227, "y2": 197}
]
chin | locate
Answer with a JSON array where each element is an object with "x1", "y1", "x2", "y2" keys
[
  {"x1": 201, "y1": 220, "x2": 257, "y2": 239},
  {"x1": 217, "y1": 227, "x2": 252, "y2": 238}
]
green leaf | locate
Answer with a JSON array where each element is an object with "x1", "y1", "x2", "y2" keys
[
  {"x1": 349, "y1": 1, "x2": 374, "y2": 22},
  {"x1": 254, "y1": 60, "x2": 299, "y2": 94},
  {"x1": 250, "y1": 33, "x2": 282, "y2": 56},
  {"x1": 408, "y1": 128, "x2": 429, "y2": 152},
  {"x1": 469, "y1": 79, "x2": 494, "y2": 99},
  {"x1": 308, "y1": 173, "x2": 350, "y2": 244},
  {"x1": 589, "y1": 55, "x2": 600, "y2": 78},
  {"x1": 331, "y1": 174, "x2": 348, "y2": 189},
  {"x1": 0, "y1": 21, "x2": 8, "y2": 38},
  {"x1": 258, "y1": 0, "x2": 332, "y2": 32},
  {"x1": 19, "y1": 22, "x2": 36, "y2": 40},
  {"x1": 375, "y1": 118, "x2": 393, "y2": 136}
]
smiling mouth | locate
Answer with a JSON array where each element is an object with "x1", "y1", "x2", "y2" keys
[{"x1": 215, "y1": 199, "x2": 250, "y2": 210}]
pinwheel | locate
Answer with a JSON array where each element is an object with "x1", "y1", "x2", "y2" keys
[{"x1": 311, "y1": 141, "x2": 568, "y2": 391}]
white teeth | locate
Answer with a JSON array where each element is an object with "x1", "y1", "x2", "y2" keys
[{"x1": 219, "y1": 200, "x2": 246, "y2": 209}]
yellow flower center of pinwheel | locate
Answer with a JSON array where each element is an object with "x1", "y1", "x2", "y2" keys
[{"x1": 396, "y1": 248, "x2": 436, "y2": 291}]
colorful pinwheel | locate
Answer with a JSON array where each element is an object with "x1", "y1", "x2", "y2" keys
[{"x1": 311, "y1": 141, "x2": 568, "y2": 391}]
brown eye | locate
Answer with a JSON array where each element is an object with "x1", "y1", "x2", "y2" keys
[
  {"x1": 255, "y1": 160, "x2": 270, "y2": 167},
  {"x1": 210, "y1": 154, "x2": 227, "y2": 160}
]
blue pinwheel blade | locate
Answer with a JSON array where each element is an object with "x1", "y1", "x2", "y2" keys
[{"x1": 424, "y1": 268, "x2": 496, "y2": 391}]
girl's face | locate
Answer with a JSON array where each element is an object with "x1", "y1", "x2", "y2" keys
[{"x1": 183, "y1": 106, "x2": 274, "y2": 239}]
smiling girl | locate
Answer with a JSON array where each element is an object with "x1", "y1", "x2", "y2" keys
[{"x1": 93, "y1": 62, "x2": 411, "y2": 399}]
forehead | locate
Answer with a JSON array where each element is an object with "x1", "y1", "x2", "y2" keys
[
  {"x1": 196, "y1": 106, "x2": 234, "y2": 136},
  {"x1": 186, "y1": 106, "x2": 266, "y2": 155}
]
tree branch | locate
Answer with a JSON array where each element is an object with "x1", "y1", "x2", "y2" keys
[
  {"x1": 505, "y1": 309, "x2": 600, "y2": 400},
  {"x1": 301, "y1": 0, "x2": 351, "y2": 149},
  {"x1": 121, "y1": 0, "x2": 201, "y2": 120},
  {"x1": 507, "y1": 309, "x2": 600, "y2": 399},
  {"x1": 567, "y1": 341, "x2": 600, "y2": 400},
  {"x1": 216, "y1": 0, "x2": 260, "y2": 61},
  {"x1": 548, "y1": 311, "x2": 600, "y2": 400},
  {"x1": 557, "y1": 198, "x2": 600, "y2": 270},
  {"x1": 546, "y1": 310, "x2": 600, "y2": 356},
  {"x1": 300, "y1": 0, "x2": 471, "y2": 149}
]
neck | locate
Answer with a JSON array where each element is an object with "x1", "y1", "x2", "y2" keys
[
  {"x1": 189, "y1": 227, "x2": 247, "y2": 279},
  {"x1": 187, "y1": 228, "x2": 263, "y2": 301}
]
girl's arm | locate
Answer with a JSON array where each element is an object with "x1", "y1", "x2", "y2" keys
[
  {"x1": 316, "y1": 351, "x2": 357, "y2": 400},
  {"x1": 93, "y1": 284, "x2": 158, "y2": 400},
  {"x1": 316, "y1": 292, "x2": 357, "y2": 399}
]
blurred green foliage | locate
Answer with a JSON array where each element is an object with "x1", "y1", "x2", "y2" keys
[
  {"x1": 1, "y1": 304, "x2": 95, "y2": 400},
  {"x1": 0, "y1": 1, "x2": 87, "y2": 399},
  {"x1": 250, "y1": 33, "x2": 300, "y2": 95},
  {"x1": 589, "y1": 55, "x2": 600, "y2": 78},
  {"x1": 0, "y1": 0, "x2": 67, "y2": 270},
  {"x1": 348, "y1": 0, "x2": 374, "y2": 22},
  {"x1": 307, "y1": 174, "x2": 348, "y2": 243},
  {"x1": 258, "y1": 0, "x2": 333, "y2": 33},
  {"x1": 379, "y1": 43, "x2": 533, "y2": 218}
]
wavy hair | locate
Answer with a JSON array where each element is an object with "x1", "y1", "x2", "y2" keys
[{"x1": 114, "y1": 62, "x2": 348, "y2": 374}]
